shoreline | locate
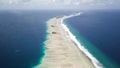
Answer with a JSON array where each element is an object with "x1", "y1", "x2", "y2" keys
[{"x1": 35, "y1": 13, "x2": 103, "y2": 68}]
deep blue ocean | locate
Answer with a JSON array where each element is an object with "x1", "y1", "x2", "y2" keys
[
  {"x1": 0, "y1": 10, "x2": 72, "y2": 68},
  {"x1": 65, "y1": 10, "x2": 120, "y2": 68},
  {"x1": 1, "y1": 10, "x2": 120, "y2": 68}
]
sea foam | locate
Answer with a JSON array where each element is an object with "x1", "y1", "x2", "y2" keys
[{"x1": 60, "y1": 14, "x2": 104, "y2": 68}]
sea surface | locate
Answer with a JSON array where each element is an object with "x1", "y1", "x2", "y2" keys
[
  {"x1": 1, "y1": 10, "x2": 120, "y2": 68},
  {"x1": 0, "y1": 10, "x2": 72, "y2": 68},
  {"x1": 64, "y1": 10, "x2": 120, "y2": 68}
]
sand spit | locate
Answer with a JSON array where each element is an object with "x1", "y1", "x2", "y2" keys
[{"x1": 35, "y1": 13, "x2": 96, "y2": 68}]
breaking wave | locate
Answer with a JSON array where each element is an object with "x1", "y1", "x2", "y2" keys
[{"x1": 60, "y1": 14, "x2": 104, "y2": 68}]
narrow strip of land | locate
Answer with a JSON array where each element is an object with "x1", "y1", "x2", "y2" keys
[{"x1": 35, "y1": 15, "x2": 95, "y2": 68}]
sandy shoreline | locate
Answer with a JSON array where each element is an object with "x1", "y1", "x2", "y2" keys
[{"x1": 35, "y1": 14, "x2": 96, "y2": 68}]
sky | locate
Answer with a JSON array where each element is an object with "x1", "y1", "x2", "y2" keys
[{"x1": 0, "y1": 0, "x2": 120, "y2": 10}]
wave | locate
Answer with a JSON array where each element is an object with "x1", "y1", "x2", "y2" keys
[{"x1": 60, "y1": 14, "x2": 104, "y2": 68}]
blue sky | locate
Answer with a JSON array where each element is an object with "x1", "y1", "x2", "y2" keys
[{"x1": 0, "y1": 0, "x2": 120, "y2": 10}]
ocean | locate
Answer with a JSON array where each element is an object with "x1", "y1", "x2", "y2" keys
[
  {"x1": 0, "y1": 10, "x2": 72, "y2": 68},
  {"x1": 64, "y1": 10, "x2": 120, "y2": 68},
  {"x1": 1, "y1": 10, "x2": 120, "y2": 68}
]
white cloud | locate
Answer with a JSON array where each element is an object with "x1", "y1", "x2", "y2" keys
[
  {"x1": 64, "y1": 0, "x2": 71, "y2": 5},
  {"x1": 9, "y1": 0, "x2": 19, "y2": 5},
  {"x1": 52, "y1": 0, "x2": 56, "y2": 2},
  {"x1": 0, "y1": 0, "x2": 28, "y2": 5},
  {"x1": 0, "y1": 0, "x2": 120, "y2": 10}
]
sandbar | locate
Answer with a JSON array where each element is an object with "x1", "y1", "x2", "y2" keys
[{"x1": 35, "y1": 13, "x2": 96, "y2": 68}]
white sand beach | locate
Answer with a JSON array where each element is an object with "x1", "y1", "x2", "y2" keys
[{"x1": 35, "y1": 13, "x2": 96, "y2": 68}]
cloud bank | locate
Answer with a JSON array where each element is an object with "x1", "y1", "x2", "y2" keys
[{"x1": 0, "y1": 0, "x2": 120, "y2": 10}]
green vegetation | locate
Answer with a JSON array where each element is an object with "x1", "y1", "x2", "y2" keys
[
  {"x1": 52, "y1": 32, "x2": 57, "y2": 34},
  {"x1": 51, "y1": 25, "x2": 55, "y2": 27}
]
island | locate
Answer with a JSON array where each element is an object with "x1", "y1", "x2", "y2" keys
[{"x1": 35, "y1": 13, "x2": 103, "y2": 68}]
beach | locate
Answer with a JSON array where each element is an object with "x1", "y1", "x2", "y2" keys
[{"x1": 35, "y1": 13, "x2": 96, "y2": 68}]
